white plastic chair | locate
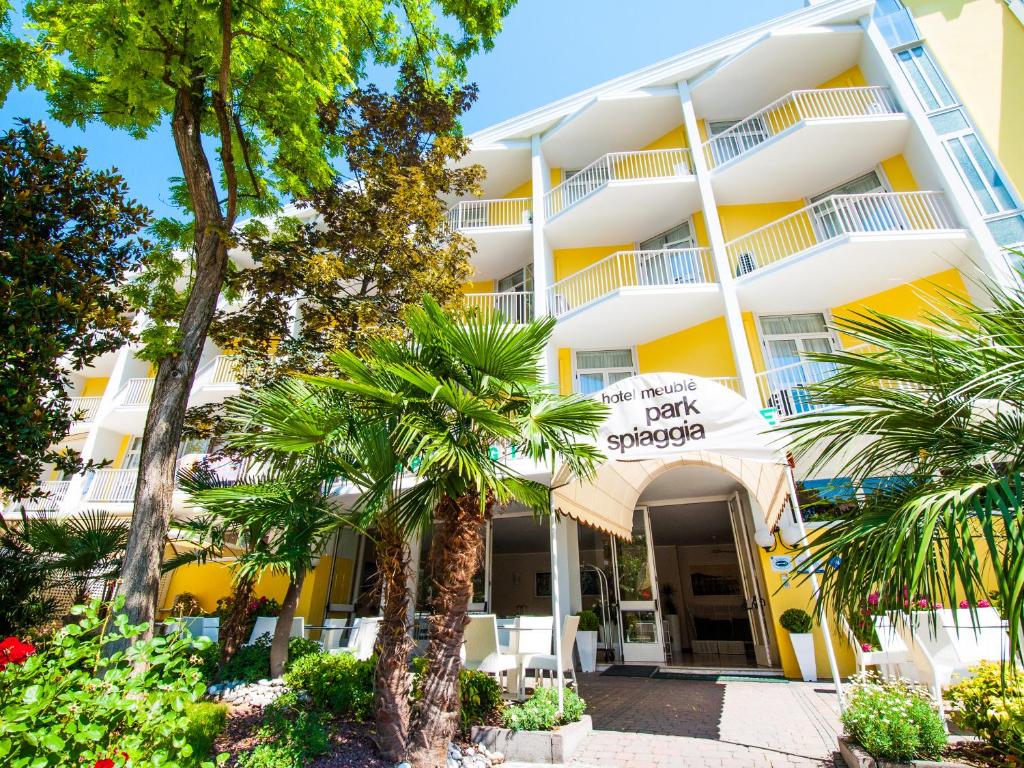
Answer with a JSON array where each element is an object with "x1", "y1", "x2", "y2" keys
[
  {"x1": 462, "y1": 614, "x2": 518, "y2": 689},
  {"x1": 522, "y1": 614, "x2": 580, "y2": 688},
  {"x1": 846, "y1": 614, "x2": 911, "y2": 678},
  {"x1": 246, "y1": 615, "x2": 305, "y2": 646},
  {"x1": 329, "y1": 617, "x2": 380, "y2": 660},
  {"x1": 169, "y1": 616, "x2": 219, "y2": 642},
  {"x1": 320, "y1": 617, "x2": 350, "y2": 652}
]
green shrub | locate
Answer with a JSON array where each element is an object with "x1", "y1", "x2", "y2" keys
[
  {"x1": 576, "y1": 610, "x2": 600, "y2": 632},
  {"x1": 946, "y1": 662, "x2": 1024, "y2": 757},
  {"x1": 502, "y1": 686, "x2": 586, "y2": 731},
  {"x1": 459, "y1": 669, "x2": 504, "y2": 730},
  {"x1": 780, "y1": 608, "x2": 813, "y2": 634},
  {"x1": 171, "y1": 592, "x2": 203, "y2": 617},
  {"x1": 236, "y1": 691, "x2": 328, "y2": 768},
  {"x1": 183, "y1": 702, "x2": 228, "y2": 767},
  {"x1": 283, "y1": 651, "x2": 375, "y2": 720},
  {"x1": 215, "y1": 634, "x2": 323, "y2": 683},
  {"x1": 841, "y1": 673, "x2": 946, "y2": 762},
  {"x1": 0, "y1": 597, "x2": 221, "y2": 768}
]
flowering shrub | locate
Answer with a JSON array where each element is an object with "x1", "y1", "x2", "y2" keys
[
  {"x1": 946, "y1": 662, "x2": 1024, "y2": 757},
  {"x1": 501, "y1": 687, "x2": 586, "y2": 731},
  {"x1": 0, "y1": 597, "x2": 225, "y2": 768},
  {"x1": 0, "y1": 636, "x2": 35, "y2": 670},
  {"x1": 841, "y1": 673, "x2": 946, "y2": 761}
]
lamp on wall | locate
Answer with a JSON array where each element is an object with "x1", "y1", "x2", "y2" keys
[{"x1": 754, "y1": 527, "x2": 778, "y2": 552}]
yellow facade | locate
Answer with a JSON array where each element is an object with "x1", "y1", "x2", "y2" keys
[
  {"x1": 636, "y1": 317, "x2": 737, "y2": 378},
  {"x1": 82, "y1": 377, "x2": 109, "y2": 397}
]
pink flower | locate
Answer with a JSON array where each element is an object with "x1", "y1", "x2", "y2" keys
[
  {"x1": 978, "y1": 600, "x2": 991, "y2": 608},
  {"x1": 867, "y1": 592, "x2": 880, "y2": 607},
  {"x1": 861, "y1": 643, "x2": 873, "y2": 652},
  {"x1": 917, "y1": 598, "x2": 930, "y2": 609},
  {"x1": 959, "y1": 600, "x2": 970, "y2": 609},
  {"x1": 932, "y1": 603, "x2": 943, "y2": 609}
]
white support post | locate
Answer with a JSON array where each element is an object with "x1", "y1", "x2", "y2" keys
[
  {"x1": 530, "y1": 134, "x2": 560, "y2": 385},
  {"x1": 549, "y1": 505, "x2": 565, "y2": 714},
  {"x1": 677, "y1": 81, "x2": 760, "y2": 402}
]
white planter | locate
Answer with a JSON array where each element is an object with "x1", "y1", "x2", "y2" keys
[
  {"x1": 577, "y1": 630, "x2": 598, "y2": 673},
  {"x1": 789, "y1": 632, "x2": 817, "y2": 682}
]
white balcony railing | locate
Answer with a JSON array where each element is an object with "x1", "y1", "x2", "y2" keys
[
  {"x1": 703, "y1": 86, "x2": 900, "y2": 168},
  {"x1": 548, "y1": 248, "x2": 715, "y2": 317},
  {"x1": 464, "y1": 292, "x2": 534, "y2": 324},
  {"x1": 755, "y1": 359, "x2": 839, "y2": 419},
  {"x1": 69, "y1": 396, "x2": 102, "y2": 423},
  {"x1": 85, "y1": 468, "x2": 138, "y2": 503},
  {"x1": 544, "y1": 148, "x2": 694, "y2": 220},
  {"x1": 447, "y1": 198, "x2": 531, "y2": 231},
  {"x1": 725, "y1": 191, "x2": 958, "y2": 277},
  {"x1": 194, "y1": 355, "x2": 241, "y2": 387},
  {"x1": 709, "y1": 376, "x2": 742, "y2": 395},
  {"x1": 20, "y1": 480, "x2": 71, "y2": 511},
  {"x1": 118, "y1": 378, "x2": 155, "y2": 407}
]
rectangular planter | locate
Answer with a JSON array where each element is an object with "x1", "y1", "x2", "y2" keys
[
  {"x1": 838, "y1": 736, "x2": 972, "y2": 768},
  {"x1": 471, "y1": 715, "x2": 592, "y2": 764}
]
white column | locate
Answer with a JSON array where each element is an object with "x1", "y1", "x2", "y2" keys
[
  {"x1": 530, "y1": 134, "x2": 560, "y2": 383},
  {"x1": 677, "y1": 81, "x2": 760, "y2": 402},
  {"x1": 549, "y1": 507, "x2": 565, "y2": 713}
]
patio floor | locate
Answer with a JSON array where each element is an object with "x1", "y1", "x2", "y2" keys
[{"x1": 559, "y1": 673, "x2": 843, "y2": 768}]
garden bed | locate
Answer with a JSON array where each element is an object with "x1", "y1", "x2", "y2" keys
[
  {"x1": 838, "y1": 736, "x2": 975, "y2": 768},
  {"x1": 470, "y1": 715, "x2": 592, "y2": 764}
]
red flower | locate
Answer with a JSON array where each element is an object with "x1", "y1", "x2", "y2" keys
[
  {"x1": 0, "y1": 637, "x2": 36, "y2": 671},
  {"x1": 93, "y1": 760, "x2": 115, "y2": 768}
]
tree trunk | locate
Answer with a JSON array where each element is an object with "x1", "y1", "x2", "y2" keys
[
  {"x1": 219, "y1": 575, "x2": 256, "y2": 668},
  {"x1": 270, "y1": 570, "x2": 305, "y2": 678},
  {"x1": 115, "y1": 84, "x2": 233, "y2": 646},
  {"x1": 408, "y1": 493, "x2": 487, "y2": 768},
  {"x1": 374, "y1": 522, "x2": 414, "y2": 762}
]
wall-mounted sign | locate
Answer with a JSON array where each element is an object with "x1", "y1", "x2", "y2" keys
[
  {"x1": 594, "y1": 372, "x2": 782, "y2": 462},
  {"x1": 769, "y1": 555, "x2": 794, "y2": 573}
]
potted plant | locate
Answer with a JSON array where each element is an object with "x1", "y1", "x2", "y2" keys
[
  {"x1": 575, "y1": 610, "x2": 600, "y2": 673},
  {"x1": 780, "y1": 608, "x2": 816, "y2": 682}
]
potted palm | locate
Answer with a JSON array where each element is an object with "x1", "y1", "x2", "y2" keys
[
  {"x1": 575, "y1": 610, "x2": 600, "y2": 673},
  {"x1": 780, "y1": 608, "x2": 816, "y2": 682}
]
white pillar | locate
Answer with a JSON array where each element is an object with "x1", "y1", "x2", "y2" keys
[
  {"x1": 530, "y1": 134, "x2": 560, "y2": 384},
  {"x1": 549, "y1": 506, "x2": 565, "y2": 713},
  {"x1": 677, "y1": 81, "x2": 760, "y2": 402}
]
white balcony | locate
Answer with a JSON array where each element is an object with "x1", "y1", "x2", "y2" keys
[
  {"x1": 726, "y1": 191, "x2": 971, "y2": 312},
  {"x1": 464, "y1": 291, "x2": 533, "y2": 324},
  {"x1": 190, "y1": 355, "x2": 242, "y2": 406},
  {"x1": 548, "y1": 248, "x2": 720, "y2": 346},
  {"x1": 100, "y1": 377, "x2": 154, "y2": 434},
  {"x1": 69, "y1": 396, "x2": 102, "y2": 425},
  {"x1": 10, "y1": 480, "x2": 71, "y2": 514},
  {"x1": 448, "y1": 198, "x2": 532, "y2": 280},
  {"x1": 85, "y1": 468, "x2": 138, "y2": 504},
  {"x1": 543, "y1": 148, "x2": 700, "y2": 248},
  {"x1": 704, "y1": 87, "x2": 909, "y2": 204}
]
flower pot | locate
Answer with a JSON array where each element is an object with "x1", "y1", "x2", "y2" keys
[
  {"x1": 576, "y1": 630, "x2": 598, "y2": 673},
  {"x1": 788, "y1": 632, "x2": 817, "y2": 682}
]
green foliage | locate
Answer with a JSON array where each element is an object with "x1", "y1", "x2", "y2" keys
[
  {"x1": 841, "y1": 673, "x2": 946, "y2": 762},
  {"x1": 283, "y1": 651, "x2": 375, "y2": 720},
  {"x1": 458, "y1": 669, "x2": 503, "y2": 730},
  {"x1": 213, "y1": 635, "x2": 323, "y2": 683},
  {"x1": 235, "y1": 691, "x2": 328, "y2": 768},
  {"x1": 182, "y1": 702, "x2": 228, "y2": 767},
  {"x1": 501, "y1": 687, "x2": 586, "y2": 732},
  {"x1": 0, "y1": 120, "x2": 148, "y2": 500},
  {"x1": 0, "y1": 597, "x2": 215, "y2": 768},
  {"x1": 0, "y1": 529, "x2": 56, "y2": 636},
  {"x1": 780, "y1": 608, "x2": 813, "y2": 634},
  {"x1": 171, "y1": 593, "x2": 203, "y2": 617},
  {"x1": 946, "y1": 662, "x2": 1024, "y2": 757},
  {"x1": 576, "y1": 610, "x2": 600, "y2": 633}
]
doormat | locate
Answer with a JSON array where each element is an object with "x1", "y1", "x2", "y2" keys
[
  {"x1": 653, "y1": 672, "x2": 787, "y2": 683},
  {"x1": 600, "y1": 665, "x2": 658, "y2": 678}
]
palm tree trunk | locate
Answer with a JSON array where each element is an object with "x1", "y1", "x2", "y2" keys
[
  {"x1": 270, "y1": 570, "x2": 305, "y2": 678},
  {"x1": 408, "y1": 493, "x2": 487, "y2": 768},
  {"x1": 219, "y1": 575, "x2": 256, "y2": 668},
  {"x1": 374, "y1": 522, "x2": 414, "y2": 762}
]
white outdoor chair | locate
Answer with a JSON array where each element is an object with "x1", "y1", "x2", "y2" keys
[
  {"x1": 847, "y1": 614, "x2": 911, "y2": 678},
  {"x1": 329, "y1": 617, "x2": 381, "y2": 660},
  {"x1": 246, "y1": 615, "x2": 305, "y2": 646},
  {"x1": 508, "y1": 616, "x2": 553, "y2": 695},
  {"x1": 320, "y1": 617, "x2": 350, "y2": 652},
  {"x1": 522, "y1": 614, "x2": 580, "y2": 689},
  {"x1": 168, "y1": 616, "x2": 219, "y2": 642},
  {"x1": 462, "y1": 614, "x2": 518, "y2": 689}
]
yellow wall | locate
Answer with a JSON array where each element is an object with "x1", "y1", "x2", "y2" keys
[
  {"x1": 718, "y1": 201, "x2": 805, "y2": 242},
  {"x1": 553, "y1": 244, "x2": 631, "y2": 282},
  {"x1": 558, "y1": 348, "x2": 573, "y2": 396},
  {"x1": 906, "y1": 0, "x2": 1024, "y2": 196},
  {"x1": 641, "y1": 125, "x2": 688, "y2": 151},
  {"x1": 742, "y1": 312, "x2": 768, "y2": 373},
  {"x1": 114, "y1": 434, "x2": 134, "y2": 467},
  {"x1": 881, "y1": 154, "x2": 919, "y2": 192},
  {"x1": 503, "y1": 178, "x2": 532, "y2": 199},
  {"x1": 636, "y1": 316, "x2": 737, "y2": 378},
  {"x1": 816, "y1": 65, "x2": 867, "y2": 90},
  {"x1": 462, "y1": 280, "x2": 494, "y2": 294},
  {"x1": 82, "y1": 378, "x2": 109, "y2": 397}
]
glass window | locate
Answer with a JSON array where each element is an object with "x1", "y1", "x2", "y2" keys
[
  {"x1": 639, "y1": 221, "x2": 693, "y2": 251},
  {"x1": 575, "y1": 349, "x2": 635, "y2": 395},
  {"x1": 896, "y1": 45, "x2": 955, "y2": 112},
  {"x1": 945, "y1": 133, "x2": 1016, "y2": 216},
  {"x1": 928, "y1": 108, "x2": 969, "y2": 136},
  {"x1": 988, "y1": 212, "x2": 1024, "y2": 247},
  {"x1": 496, "y1": 263, "x2": 533, "y2": 293},
  {"x1": 759, "y1": 313, "x2": 830, "y2": 336},
  {"x1": 122, "y1": 437, "x2": 143, "y2": 469},
  {"x1": 963, "y1": 134, "x2": 1016, "y2": 210}
]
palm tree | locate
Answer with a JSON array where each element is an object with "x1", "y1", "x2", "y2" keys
[
  {"x1": 173, "y1": 463, "x2": 338, "y2": 677},
  {"x1": 783, "y1": 274, "x2": 1024, "y2": 662}
]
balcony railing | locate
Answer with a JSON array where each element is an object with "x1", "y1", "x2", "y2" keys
[
  {"x1": 20, "y1": 480, "x2": 71, "y2": 511},
  {"x1": 70, "y1": 396, "x2": 102, "y2": 423},
  {"x1": 725, "y1": 191, "x2": 958, "y2": 277},
  {"x1": 85, "y1": 468, "x2": 138, "y2": 503},
  {"x1": 194, "y1": 355, "x2": 241, "y2": 386},
  {"x1": 548, "y1": 247, "x2": 715, "y2": 317},
  {"x1": 544, "y1": 148, "x2": 694, "y2": 220},
  {"x1": 118, "y1": 378, "x2": 155, "y2": 407},
  {"x1": 464, "y1": 292, "x2": 534, "y2": 324},
  {"x1": 709, "y1": 376, "x2": 742, "y2": 395},
  {"x1": 703, "y1": 86, "x2": 900, "y2": 168},
  {"x1": 447, "y1": 198, "x2": 531, "y2": 230}
]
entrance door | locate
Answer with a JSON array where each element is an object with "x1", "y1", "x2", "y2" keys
[
  {"x1": 613, "y1": 508, "x2": 665, "y2": 664},
  {"x1": 728, "y1": 494, "x2": 774, "y2": 666}
]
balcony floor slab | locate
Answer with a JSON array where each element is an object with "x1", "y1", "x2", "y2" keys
[{"x1": 463, "y1": 225, "x2": 532, "y2": 281}]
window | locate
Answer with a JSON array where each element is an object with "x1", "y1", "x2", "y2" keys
[
  {"x1": 122, "y1": 437, "x2": 143, "y2": 469},
  {"x1": 944, "y1": 132, "x2": 1016, "y2": 215},
  {"x1": 637, "y1": 222, "x2": 706, "y2": 284},
  {"x1": 575, "y1": 349, "x2": 635, "y2": 395},
  {"x1": 706, "y1": 118, "x2": 769, "y2": 165},
  {"x1": 496, "y1": 263, "x2": 533, "y2": 294},
  {"x1": 494, "y1": 264, "x2": 533, "y2": 323},
  {"x1": 639, "y1": 222, "x2": 693, "y2": 251},
  {"x1": 759, "y1": 314, "x2": 838, "y2": 416},
  {"x1": 561, "y1": 165, "x2": 609, "y2": 208},
  {"x1": 894, "y1": 45, "x2": 954, "y2": 112},
  {"x1": 809, "y1": 171, "x2": 893, "y2": 238}
]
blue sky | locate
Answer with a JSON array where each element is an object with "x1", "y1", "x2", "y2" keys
[{"x1": 0, "y1": 0, "x2": 800, "y2": 220}]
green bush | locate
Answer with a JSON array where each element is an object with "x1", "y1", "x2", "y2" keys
[
  {"x1": 183, "y1": 702, "x2": 228, "y2": 767},
  {"x1": 283, "y1": 651, "x2": 375, "y2": 720},
  {"x1": 576, "y1": 610, "x2": 600, "y2": 632},
  {"x1": 459, "y1": 669, "x2": 504, "y2": 730},
  {"x1": 0, "y1": 597, "x2": 221, "y2": 768},
  {"x1": 841, "y1": 673, "x2": 946, "y2": 762},
  {"x1": 780, "y1": 608, "x2": 813, "y2": 634},
  {"x1": 502, "y1": 686, "x2": 586, "y2": 731},
  {"x1": 236, "y1": 691, "x2": 328, "y2": 768},
  {"x1": 214, "y1": 634, "x2": 323, "y2": 683},
  {"x1": 946, "y1": 662, "x2": 1024, "y2": 757}
]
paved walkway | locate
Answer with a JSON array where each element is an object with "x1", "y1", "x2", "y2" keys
[{"x1": 565, "y1": 673, "x2": 843, "y2": 768}]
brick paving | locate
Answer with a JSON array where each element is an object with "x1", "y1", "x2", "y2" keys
[{"x1": 564, "y1": 673, "x2": 843, "y2": 768}]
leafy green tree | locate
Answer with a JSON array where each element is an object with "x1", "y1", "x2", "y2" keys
[
  {"x1": 784, "y1": 273, "x2": 1024, "y2": 662},
  {"x1": 9, "y1": 0, "x2": 515, "y2": 636},
  {"x1": 0, "y1": 120, "x2": 149, "y2": 503}
]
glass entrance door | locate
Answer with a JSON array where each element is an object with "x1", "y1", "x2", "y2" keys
[
  {"x1": 728, "y1": 495, "x2": 774, "y2": 666},
  {"x1": 613, "y1": 508, "x2": 665, "y2": 664}
]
